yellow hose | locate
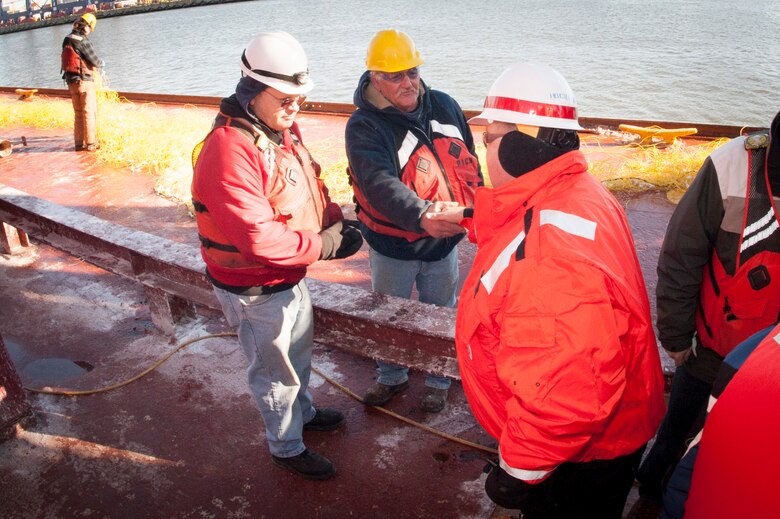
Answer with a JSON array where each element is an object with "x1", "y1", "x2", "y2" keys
[{"x1": 24, "y1": 332, "x2": 497, "y2": 455}]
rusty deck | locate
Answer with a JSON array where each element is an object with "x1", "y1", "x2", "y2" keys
[{"x1": 0, "y1": 91, "x2": 684, "y2": 518}]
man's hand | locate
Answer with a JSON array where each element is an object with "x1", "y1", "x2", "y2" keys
[
  {"x1": 419, "y1": 203, "x2": 467, "y2": 238},
  {"x1": 666, "y1": 348, "x2": 692, "y2": 367},
  {"x1": 318, "y1": 221, "x2": 363, "y2": 260},
  {"x1": 424, "y1": 204, "x2": 467, "y2": 224}
]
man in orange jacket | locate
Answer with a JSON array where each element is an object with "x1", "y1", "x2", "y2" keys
[{"x1": 428, "y1": 63, "x2": 666, "y2": 518}]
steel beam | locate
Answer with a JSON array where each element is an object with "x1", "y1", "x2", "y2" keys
[{"x1": 0, "y1": 184, "x2": 459, "y2": 379}]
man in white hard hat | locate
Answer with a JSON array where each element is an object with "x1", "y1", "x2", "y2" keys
[
  {"x1": 345, "y1": 29, "x2": 482, "y2": 413},
  {"x1": 428, "y1": 62, "x2": 665, "y2": 518},
  {"x1": 191, "y1": 32, "x2": 362, "y2": 481},
  {"x1": 61, "y1": 12, "x2": 102, "y2": 152}
]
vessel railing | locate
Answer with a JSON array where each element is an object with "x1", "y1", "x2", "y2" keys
[{"x1": 0, "y1": 87, "x2": 763, "y2": 139}]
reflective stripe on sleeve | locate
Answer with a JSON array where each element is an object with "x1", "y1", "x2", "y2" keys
[
  {"x1": 480, "y1": 230, "x2": 526, "y2": 295},
  {"x1": 539, "y1": 209, "x2": 597, "y2": 240},
  {"x1": 499, "y1": 452, "x2": 552, "y2": 483}
]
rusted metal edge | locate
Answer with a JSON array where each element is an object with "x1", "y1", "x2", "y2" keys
[
  {"x1": 0, "y1": 87, "x2": 763, "y2": 138},
  {"x1": 0, "y1": 183, "x2": 459, "y2": 379}
]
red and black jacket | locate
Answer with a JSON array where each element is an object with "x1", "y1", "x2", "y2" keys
[
  {"x1": 61, "y1": 27, "x2": 101, "y2": 83},
  {"x1": 657, "y1": 125, "x2": 780, "y2": 381}
]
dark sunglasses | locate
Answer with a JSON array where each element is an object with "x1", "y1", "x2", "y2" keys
[
  {"x1": 378, "y1": 67, "x2": 420, "y2": 84},
  {"x1": 264, "y1": 90, "x2": 307, "y2": 108}
]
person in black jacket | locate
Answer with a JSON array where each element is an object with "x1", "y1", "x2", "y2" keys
[
  {"x1": 345, "y1": 30, "x2": 482, "y2": 413},
  {"x1": 61, "y1": 13, "x2": 102, "y2": 152},
  {"x1": 628, "y1": 110, "x2": 780, "y2": 519}
]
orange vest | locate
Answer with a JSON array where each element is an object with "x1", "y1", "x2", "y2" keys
[
  {"x1": 192, "y1": 115, "x2": 328, "y2": 271},
  {"x1": 351, "y1": 132, "x2": 480, "y2": 242},
  {"x1": 61, "y1": 35, "x2": 84, "y2": 75}
]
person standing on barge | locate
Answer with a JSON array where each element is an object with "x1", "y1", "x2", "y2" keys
[{"x1": 191, "y1": 32, "x2": 363, "y2": 481}]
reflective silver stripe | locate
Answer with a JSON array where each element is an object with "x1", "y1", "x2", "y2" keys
[
  {"x1": 499, "y1": 453, "x2": 551, "y2": 482},
  {"x1": 741, "y1": 207, "x2": 779, "y2": 252},
  {"x1": 397, "y1": 131, "x2": 419, "y2": 170},
  {"x1": 480, "y1": 230, "x2": 526, "y2": 294},
  {"x1": 774, "y1": 330, "x2": 780, "y2": 345},
  {"x1": 430, "y1": 120, "x2": 463, "y2": 141},
  {"x1": 706, "y1": 394, "x2": 718, "y2": 412},
  {"x1": 744, "y1": 207, "x2": 776, "y2": 237},
  {"x1": 539, "y1": 209, "x2": 597, "y2": 240}
]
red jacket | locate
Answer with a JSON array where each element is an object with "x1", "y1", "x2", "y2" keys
[
  {"x1": 457, "y1": 151, "x2": 665, "y2": 482},
  {"x1": 191, "y1": 107, "x2": 341, "y2": 289},
  {"x1": 685, "y1": 323, "x2": 780, "y2": 519}
]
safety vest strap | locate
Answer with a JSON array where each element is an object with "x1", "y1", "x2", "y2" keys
[{"x1": 198, "y1": 233, "x2": 239, "y2": 253}]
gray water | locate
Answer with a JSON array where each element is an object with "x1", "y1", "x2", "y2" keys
[{"x1": 1, "y1": 0, "x2": 779, "y2": 126}]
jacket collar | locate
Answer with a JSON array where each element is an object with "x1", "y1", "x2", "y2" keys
[{"x1": 472, "y1": 151, "x2": 589, "y2": 244}]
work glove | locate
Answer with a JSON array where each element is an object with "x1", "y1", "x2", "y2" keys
[
  {"x1": 341, "y1": 219, "x2": 360, "y2": 229},
  {"x1": 484, "y1": 459, "x2": 534, "y2": 510},
  {"x1": 319, "y1": 221, "x2": 363, "y2": 260}
]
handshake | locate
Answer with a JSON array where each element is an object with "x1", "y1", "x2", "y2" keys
[{"x1": 318, "y1": 220, "x2": 364, "y2": 260}]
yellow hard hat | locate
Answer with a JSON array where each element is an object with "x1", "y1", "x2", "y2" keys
[
  {"x1": 79, "y1": 13, "x2": 97, "y2": 31},
  {"x1": 365, "y1": 30, "x2": 424, "y2": 73}
]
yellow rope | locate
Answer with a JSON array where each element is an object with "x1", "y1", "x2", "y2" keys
[
  {"x1": 309, "y1": 364, "x2": 497, "y2": 455},
  {"x1": 24, "y1": 332, "x2": 237, "y2": 396},
  {"x1": 24, "y1": 332, "x2": 497, "y2": 455}
]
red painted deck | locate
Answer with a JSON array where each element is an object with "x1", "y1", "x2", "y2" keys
[{"x1": 0, "y1": 95, "x2": 679, "y2": 518}]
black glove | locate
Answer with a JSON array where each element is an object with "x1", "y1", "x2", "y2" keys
[
  {"x1": 341, "y1": 219, "x2": 360, "y2": 229},
  {"x1": 335, "y1": 224, "x2": 363, "y2": 259},
  {"x1": 319, "y1": 221, "x2": 363, "y2": 260},
  {"x1": 484, "y1": 460, "x2": 534, "y2": 510}
]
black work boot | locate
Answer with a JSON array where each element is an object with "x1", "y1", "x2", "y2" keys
[
  {"x1": 362, "y1": 381, "x2": 409, "y2": 406},
  {"x1": 303, "y1": 408, "x2": 345, "y2": 431},
  {"x1": 271, "y1": 449, "x2": 335, "y2": 480},
  {"x1": 420, "y1": 387, "x2": 448, "y2": 413}
]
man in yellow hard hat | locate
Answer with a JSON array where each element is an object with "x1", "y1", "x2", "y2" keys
[
  {"x1": 61, "y1": 12, "x2": 102, "y2": 152},
  {"x1": 345, "y1": 29, "x2": 482, "y2": 413}
]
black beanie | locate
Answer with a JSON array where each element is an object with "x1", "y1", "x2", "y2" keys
[{"x1": 498, "y1": 131, "x2": 568, "y2": 177}]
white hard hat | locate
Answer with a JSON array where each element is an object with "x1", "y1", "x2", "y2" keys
[
  {"x1": 469, "y1": 63, "x2": 583, "y2": 131},
  {"x1": 240, "y1": 32, "x2": 313, "y2": 95}
]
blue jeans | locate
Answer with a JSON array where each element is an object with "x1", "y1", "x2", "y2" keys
[
  {"x1": 369, "y1": 247, "x2": 457, "y2": 390},
  {"x1": 214, "y1": 281, "x2": 317, "y2": 458}
]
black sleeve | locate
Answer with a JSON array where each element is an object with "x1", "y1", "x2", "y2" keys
[
  {"x1": 76, "y1": 37, "x2": 101, "y2": 69},
  {"x1": 656, "y1": 157, "x2": 724, "y2": 352},
  {"x1": 345, "y1": 115, "x2": 430, "y2": 233}
]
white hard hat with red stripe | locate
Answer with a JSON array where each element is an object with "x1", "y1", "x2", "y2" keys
[{"x1": 469, "y1": 63, "x2": 583, "y2": 131}]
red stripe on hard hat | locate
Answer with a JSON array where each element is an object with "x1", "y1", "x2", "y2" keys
[{"x1": 484, "y1": 96, "x2": 577, "y2": 120}]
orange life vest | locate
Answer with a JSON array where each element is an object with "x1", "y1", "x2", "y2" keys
[
  {"x1": 350, "y1": 128, "x2": 480, "y2": 242},
  {"x1": 61, "y1": 34, "x2": 85, "y2": 75},
  {"x1": 192, "y1": 114, "x2": 328, "y2": 271}
]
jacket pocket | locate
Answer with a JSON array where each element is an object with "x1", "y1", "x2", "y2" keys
[{"x1": 497, "y1": 314, "x2": 558, "y2": 401}]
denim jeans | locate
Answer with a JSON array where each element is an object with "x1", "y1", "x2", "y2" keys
[
  {"x1": 369, "y1": 247, "x2": 457, "y2": 390},
  {"x1": 214, "y1": 281, "x2": 317, "y2": 458}
]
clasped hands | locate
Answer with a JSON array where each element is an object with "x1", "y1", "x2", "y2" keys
[{"x1": 420, "y1": 201, "x2": 468, "y2": 238}]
